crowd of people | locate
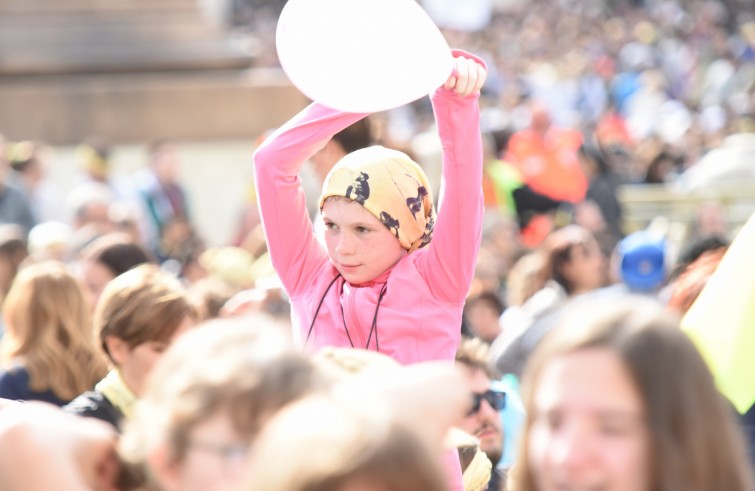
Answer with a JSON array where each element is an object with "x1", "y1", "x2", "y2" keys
[{"x1": 0, "y1": 0, "x2": 754, "y2": 489}]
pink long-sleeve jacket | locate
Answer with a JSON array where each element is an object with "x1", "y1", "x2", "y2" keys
[{"x1": 254, "y1": 91, "x2": 483, "y2": 365}]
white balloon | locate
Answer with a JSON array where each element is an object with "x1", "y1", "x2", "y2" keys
[{"x1": 276, "y1": 0, "x2": 453, "y2": 113}]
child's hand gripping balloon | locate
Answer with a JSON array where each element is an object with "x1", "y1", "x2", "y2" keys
[{"x1": 444, "y1": 55, "x2": 487, "y2": 98}]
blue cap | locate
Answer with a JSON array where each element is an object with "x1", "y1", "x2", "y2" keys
[{"x1": 619, "y1": 231, "x2": 667, "y2": 292}]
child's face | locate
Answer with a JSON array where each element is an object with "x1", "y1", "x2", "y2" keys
[{"x1": 322, "y1": 198, "x2": 406, "y2": 285}]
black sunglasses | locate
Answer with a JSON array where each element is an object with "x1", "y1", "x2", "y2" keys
[{"x1": 468, "y1": 389, "x2": 506, "y2": 415}]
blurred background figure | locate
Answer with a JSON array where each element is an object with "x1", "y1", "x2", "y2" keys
[
  {"x1": 7, "y1": 140, "x2": 65, "y2": 224},
  {"x1": 455, "y1": 338, "x2": 508, "y2": 490},
  {"x1": 576, "y1": 143, "x2": 624, "y2": 254},
  {"x1": 0, "y1": 261, "x2": 107, "y2": 405},
  {"x1": 0, "y1": 224, "x2": 28, "y2": 337},
  {"x1": 136, "y1": 140, "x2": 193, "y2": 256},
  {"x1": 492, "y1": 225, "x2": 608, "y2": 380},
  {"x1": 75, "y1": 232, "x2": 154, "y2": 310},
  {"x1": 0, "y1": 134, "x2": 36, "y2": 235},
  {"x1": 504, "y1": 103, "x2": 586, "y2": 205}
]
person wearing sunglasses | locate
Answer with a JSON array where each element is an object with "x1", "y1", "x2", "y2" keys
[{"x1": 456, "y1": 338, "x2": 507, "y2": 490}]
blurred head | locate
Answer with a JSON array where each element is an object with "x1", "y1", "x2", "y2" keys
[
  {"x1": 463, "y1": 291, "x2": 505, "y2": 343},
  {"x1": 76, "y1": 138, "x2": 111, "y2": 182},
  {"x1": 149, "y1": 140, "x2": 180, "y2": 184},
  {"x1": 8, "y1": 140, "x2": 44, "y2": 185},
  {"x1": 244, "y1": 394, "x2": 449, "y2": 491},
  {"x1": 121, "y1": 316, "x2": 321, "y2": 491},
  {"x1": 530, "y1": 104, "x2": 552, "y2": 137},
  {"x1": 78, "y1": 233, "x2": 154, "y2": 307},
  {"x1": 67, "y1": 181, "x2": 115, "y2": 230},
  {"x1": 515, "y1": 297, "x2": 753, "y2": 491},
  {"x1": 2, "y1": 261, "x2": 107, "y2": 401},
  {"x1": 96, "y1": 264, "x2": 195, "y2": 396},
  {"x1": 455, "y1": 338, "x2": 504, "y2": 466},
  {"x1": 539, "y1": 226, "x2": 606, "y2": 295},
  {"x1": 577, "y1": 144, "x2": 611, "y2": 178},
  {"x1": 0, "y1": 224, "x2": 28, "y2": 296}
]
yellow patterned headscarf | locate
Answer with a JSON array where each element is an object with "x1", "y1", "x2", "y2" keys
[{"x1": 319, "y1": 146, "x2": 435, "y2": 252}]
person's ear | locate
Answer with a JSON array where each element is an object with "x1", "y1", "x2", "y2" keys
[
  {"x1": 146, "y1": 444, "x2": 182, "y2": 491},
  {"x1": 103, "y1": 336, "x2": 129, "y2": 367}
]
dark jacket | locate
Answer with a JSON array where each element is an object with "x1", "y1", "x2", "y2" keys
[
  {"x1": 0, "y1": 365, "x2": 68, "y2": 406},
  {"x1": 64, "y1": 390, "x2": 124, "y2": 430}
]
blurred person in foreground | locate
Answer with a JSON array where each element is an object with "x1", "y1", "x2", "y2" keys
[
  {"x1": 120, "y1": 315, "x2": 320, "y2": 491},
  {"x1": 509, "y1": 296, "x2": 753, "y2": 491},
  {"x1": 245, "y1": 348, "x2": 470, "y2": 491}
]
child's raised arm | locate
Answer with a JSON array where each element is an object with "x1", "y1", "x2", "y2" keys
[
  {"x1": 254, "y1": 105, "x2": 368, "y2": 296},
  {"x1": 420, "y1": 51, "x2": 487, "y2": 303}
]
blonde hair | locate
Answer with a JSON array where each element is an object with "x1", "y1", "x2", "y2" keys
[
  {"x1": 96, "y1": 264, "x2": 195, "y2": 361},
  {"x1": 1, "y1": 261, "x2": 107, "y2": 401},
  {"x1": 121, "y1": 315, "x2": 320, "y2": 467},
  {"x1": 244, "y1": 394, "x2": 449, "y2": 491}
]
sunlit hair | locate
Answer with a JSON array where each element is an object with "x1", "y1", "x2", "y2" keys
[
  {"x1": 244, "y1": 394, "x2": 449, "y2": 491},
  {"x1": 1, "y1": 261, "x2": 107, "y2": 401},
  {"x1": 120, "y1": 316, "x2": 321, "y2": 467},
  {"x1": 506, "y1": 251, "x2": 546, "y2": 306},
  {"x1": 455, "y1": 337, "x2": 497, "y2": 380},
  {"x1": 96, "y1": 263, "x2": 195, "y2": 361},
  {"x1": 512, "y1": 296, "x2": 754, "y2": 491}
]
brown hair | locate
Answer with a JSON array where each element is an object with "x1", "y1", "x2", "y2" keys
[
  {"x1": 455, "y1": 337, "x2": 497, "y2": 380},
  {"x1": 538, "y1": 225, "x2": 599, "y2": 295},
  {"x1": 96, "y1": 264, "x2": 194, "y2": 361},
  {"x1": 512, "y1": 296, "x2": 754, "y2": 491},
  {"x1": 2, "y1": 261, "x2": 107, "y2": 400},
  {"x1": 79, "y1": 232, "x2": 154, "y2": 278}
]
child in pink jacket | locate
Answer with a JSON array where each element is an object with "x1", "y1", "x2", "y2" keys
[
  {"x1": 254, "y1": 50, "x2": 485, "y2": 363},
  {"x1": 254, "y1": 50, "x2": 486, "y2": 491}
]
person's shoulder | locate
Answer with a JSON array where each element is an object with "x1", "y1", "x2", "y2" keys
[
  {"x1": 0, "y1": 365, "x2": 30, "y2": 385},
  {"x1": 63, "y1": 391, "x2": 122, "y2": 429},
  {"x1": 0, "y1": 365, "x2": 31, "y2": 399}
]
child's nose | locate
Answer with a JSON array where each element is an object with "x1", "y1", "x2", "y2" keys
[{"x1": 336, "y1": 233, "x2": 355, "y2": 255}]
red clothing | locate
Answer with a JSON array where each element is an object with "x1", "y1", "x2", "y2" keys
[{"x1": 505, "y1": 126, "x2": 586, "y2": 203}]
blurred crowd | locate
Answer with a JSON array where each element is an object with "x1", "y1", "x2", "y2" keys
[{"x1": 0, "y1": 0, "x2": 753, "y2": 490}]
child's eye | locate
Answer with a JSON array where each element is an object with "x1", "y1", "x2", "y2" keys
[
  {"x1": 324, "y1": 222, "x2": 338, "y2": 230},
  {"x1": 355, "y1": 226, "x2": 370, "y2": 233}
]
